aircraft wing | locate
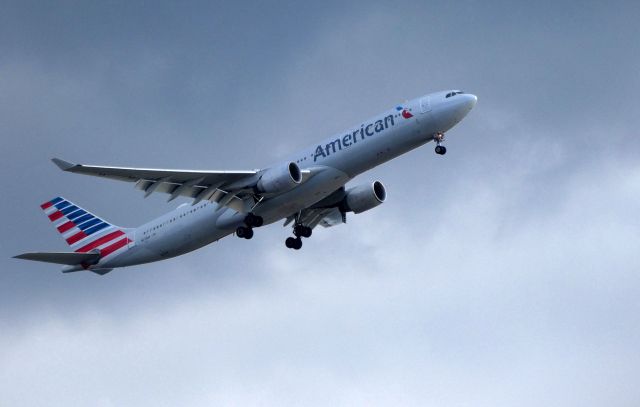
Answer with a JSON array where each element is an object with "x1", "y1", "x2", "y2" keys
[{"x1": 52, "y1": 158, "x2": 260, "y2": 211}]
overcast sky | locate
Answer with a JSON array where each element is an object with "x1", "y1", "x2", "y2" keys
[{"x1": 1, "y1": 1, "x2": 639, "y2": 406}]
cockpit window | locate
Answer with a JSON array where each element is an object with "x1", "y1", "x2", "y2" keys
[{"x1": 445, "y1": 90, "x2": 464, "y2": 98}]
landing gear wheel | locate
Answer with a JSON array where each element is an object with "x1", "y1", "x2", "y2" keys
[
  {"x1": 301, "y1": 226, "x2": 312, "y2": 238},
  {"x1": 244, "y1": 213, "x2": 264, "y2": 228},
  {"x1": 285, "y1": 237, "x2": 302, "y2": 249},
  {"x1": 285, "y1": 237, "x2": 294, "y2": 248},
  {"x1": 435, "y1": 145, "x2": 447, "y2": 155},
  {"x1": 293, "y1": 224, "x2": 312, "y2": 238},
  {"x1": 236, "y1": 226, "x2": 253, "y2": 239}
]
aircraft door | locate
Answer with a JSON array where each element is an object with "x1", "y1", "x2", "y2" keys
[{"x1": 420, "y1": 96, "x2": 431, "y2": 113}]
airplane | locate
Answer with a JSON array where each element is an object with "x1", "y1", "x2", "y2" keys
[{"x1": 14, "y1": 90, "x2": 477, "y2": 275}]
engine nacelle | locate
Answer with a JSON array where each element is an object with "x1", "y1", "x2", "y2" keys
[
  {"x1": 343, "y1": 181, "x2": 386, "y2": 214},
  {"x1": 256, "y1": 162, "x2": 302, "y2": 194}
]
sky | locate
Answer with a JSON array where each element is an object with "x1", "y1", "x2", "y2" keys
[{"x1": 1, "y1": 1, "x2": 639, "y2": 405}]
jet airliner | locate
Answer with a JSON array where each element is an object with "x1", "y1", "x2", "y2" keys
[{"x1": 15, "y1": 90, "x2": 477, "y2": 274}]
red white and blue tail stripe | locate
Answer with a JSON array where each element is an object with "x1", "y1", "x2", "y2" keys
[{"x1": 40, "y1": 197, "x2": 131, "y2": 260}]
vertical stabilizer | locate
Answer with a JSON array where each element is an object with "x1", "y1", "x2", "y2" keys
[{"x1": 40, "y1": 197, "x2": 131, "y2": 260}]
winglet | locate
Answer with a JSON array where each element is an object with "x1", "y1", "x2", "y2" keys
[{"x1": 51, "y1": 158, "x2": 76, "y2": 171}]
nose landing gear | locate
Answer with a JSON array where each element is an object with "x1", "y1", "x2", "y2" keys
[{"x1": 434, "y1": 132, "x2": 446, "y2": 155}]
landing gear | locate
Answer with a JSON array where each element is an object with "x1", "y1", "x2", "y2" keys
[
  {"x1": 244, "y1": 213, "x2": 263, "y2": 227},
  {"x1": 294, "y1": 224, "x2": 312, "y2": 238},
  {"x1": 285, "y1": 222, "x2": 312, "y2": 249},
  {"x1": 236, "y1": 213, "x2": 262, "y2": 240},
  {"x1": 285, "y1": 236, "x2": 302, "y2": 250},
  {"x1": 434, "y1": 132, "x2": 446, "y2": 155},
  {"x1": 236, "y1": 226, "x2": 254, "y2": 239}
]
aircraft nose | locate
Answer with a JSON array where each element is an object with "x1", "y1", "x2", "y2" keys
[
  {"x1": 432, "y1": 91, "x2": 477, "y2": 132},
  {"x1": 463, "y1": 94, "x2": 477, "y2": 111}
]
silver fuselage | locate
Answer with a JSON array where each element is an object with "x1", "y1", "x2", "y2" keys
[{"x1": 102, "y1": 90, "x2": 477, "y2": 268}]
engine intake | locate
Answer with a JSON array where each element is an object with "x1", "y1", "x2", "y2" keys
[
  {"x1": 256, "y1": 162, "x2": 302, "y2": 194},
  {"x1": 343, "y1": 181, "x2": 386, "y2": 214}
]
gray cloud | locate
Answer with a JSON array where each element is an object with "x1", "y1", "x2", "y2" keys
[{"x1": 1, "y1": 1, "x2": 639, "y2": 405}]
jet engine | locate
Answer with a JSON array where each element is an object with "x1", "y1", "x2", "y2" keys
[
  {"x1": 256, "y1": 162, "x2": 302, "y2": 194},
  {"x1": 343, "y1": 181, "x2": 386, "y2": 214}
]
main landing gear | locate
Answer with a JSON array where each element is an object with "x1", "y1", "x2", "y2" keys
[
  {"x1": 285, "y1": 223, "x2": 312, "y2": 250},
  {"x1": 434, "y1": 132, "x2": 447, "y2": 155},
  {"x1": 236, "y1": 213, "x2": 264, "y2": 240}
]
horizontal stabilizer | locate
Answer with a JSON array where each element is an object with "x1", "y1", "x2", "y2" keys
[{"x1": 14, "y1": 251, "x2": 100, "y2": 266}]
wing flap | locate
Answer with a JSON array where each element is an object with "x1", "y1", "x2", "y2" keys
[
  {"x1": 316, "y1": 208, "x2": 345, "y2": 228},
  {"x1": 14, "y1": 251, "x2": 100, "y2": 266},
  {"x1": 288, "y1": 207, "x2": 346, "y2": 230}
]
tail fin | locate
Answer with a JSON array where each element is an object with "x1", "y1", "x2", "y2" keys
[{"x1": 40, "y1": 197, "x2": 131, "y2": 258}]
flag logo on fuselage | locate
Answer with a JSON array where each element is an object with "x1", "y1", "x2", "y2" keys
[{"x1": 396, "y1": 105, "x2": 413, "y2": 119}]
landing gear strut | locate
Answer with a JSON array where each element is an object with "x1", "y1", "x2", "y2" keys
[
  {"x1": 434, "y1": 132, "x2": 447, "y2": 155},
  {"x1": 285, "y1": 223, "x2": 312, "y2": 249},
  {"x1": 236, "y1": 213, "x2": 263, "y2": 240}
]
